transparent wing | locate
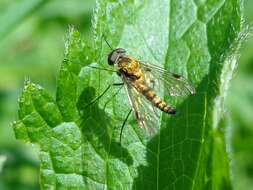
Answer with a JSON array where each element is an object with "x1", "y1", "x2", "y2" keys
[
  {"x1": 140, "y1": 62, "x2": 196, "y2": 96},
  {"x1": 122, "y1": 75, "x2": 160, "y2": 135}
]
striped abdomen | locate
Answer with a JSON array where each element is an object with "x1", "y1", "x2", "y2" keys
[{"x1": 135, "y1": 83, "x2": 176, "y2": 114}]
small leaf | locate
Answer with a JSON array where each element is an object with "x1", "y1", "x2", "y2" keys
[{"x1": 13, "y1": 1, "x2": 247, "y2": 189}]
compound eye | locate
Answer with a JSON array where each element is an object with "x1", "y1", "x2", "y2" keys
[
  {"x1": 117, "y1": 48, "x2": 126, "y2": 54},
  {"x1": 108, "y1": 58, "x2": 114, "y2": 65},
  {"x1": 108, "y1": 51, "x2": 115, "y2": 65}
]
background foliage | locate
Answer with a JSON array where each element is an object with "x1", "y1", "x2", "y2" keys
[
  {"x1": 0, "y1": 0, "x2": 252, "y2": 189},
  {"x1": 0, "y1": 0, "x2": 94, "y2": 189}
]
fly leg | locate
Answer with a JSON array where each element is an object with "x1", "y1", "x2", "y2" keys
[
  {"x1": 120, "y1": 109, "x2": 132, "y2": 144},
  {"x1": 84, "y1": 83, "x2": 124, "y2": 109},
  {"x1": 103, "y1": 84, "x2": 124, "y2": 110},
  {"x1": 87, "y1": 65, "x2": 117, "y2": 73}
]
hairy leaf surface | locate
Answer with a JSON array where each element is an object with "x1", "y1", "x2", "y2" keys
[{"x1": 13, "y1": 0, "x2": 245, "y2": 189}]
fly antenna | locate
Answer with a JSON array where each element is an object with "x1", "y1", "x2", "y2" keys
[{"x1": 102, "y1": 34, "x2": 113, "y2": 50}]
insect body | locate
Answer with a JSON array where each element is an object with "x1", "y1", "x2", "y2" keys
[
  {"x1": 109, "y1": 49, "x2": 176, "y2": 114},
  {"x1": 108, "y1": 48, "x2": 195, "y2": 132}
]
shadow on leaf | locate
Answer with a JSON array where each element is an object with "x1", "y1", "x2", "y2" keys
[
  {"x1": 132, "y1": 76, "x2": 218, "y2": 189},
  {"x1": 77, "y1": 86, "x2": 133, "y2": 166}
]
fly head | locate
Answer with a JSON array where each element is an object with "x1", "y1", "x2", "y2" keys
[{"x1": 108, "y1": 48, "x2": 126, "y2": 65}]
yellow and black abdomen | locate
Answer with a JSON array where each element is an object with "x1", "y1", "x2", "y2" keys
[
  {"x1": 119, "y1": 56, "x2": 176, "y2": 114},
  {"x1": 134, "y1": 83, "x2": 176, "y2": 114}
]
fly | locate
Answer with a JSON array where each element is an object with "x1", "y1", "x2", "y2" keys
[
  {"x1": 107, "y1": 47, "x2": 195, "y2": 137},
  {"x1": 87, "y1": 37, "x2": 196, "y2": 142}
]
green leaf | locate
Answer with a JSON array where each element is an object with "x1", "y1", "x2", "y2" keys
[{"x1": 13, "y1": 0, "x2": 246, "y2": 189}]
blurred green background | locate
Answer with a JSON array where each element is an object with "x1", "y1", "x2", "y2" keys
[
  {"x1": 0, "y1": 0, "x2": 95, "y2": 189},
  {"x1": 0, "y1": 0, "x2": 252, "y2": 189}
]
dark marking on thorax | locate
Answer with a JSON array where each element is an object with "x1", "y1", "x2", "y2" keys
[{"x1": 118, "y1": 56, "x2": 143, "y2": 81}]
